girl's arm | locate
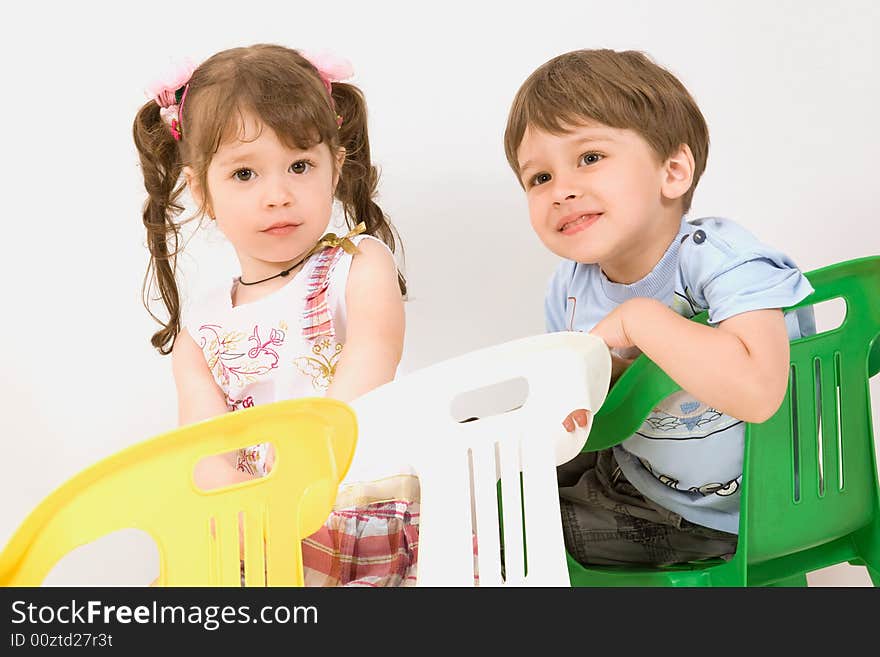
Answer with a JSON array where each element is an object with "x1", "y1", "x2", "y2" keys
[
  {"x1": 591, "y1": 297, "x2": 791, "y2": 423},
  {"x1": 172, "y1": 329, "x2": 229, "y2": 425},
  {"x1": 327, "y1": 239, "x2": 405, "y2": 403},
  {"x1": 171, "y1": 330, "x2": 254, "y2": 487}
]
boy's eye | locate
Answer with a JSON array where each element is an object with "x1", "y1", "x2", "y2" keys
[
  {"x1": 580, "y1": 152, "x2": 603, "y2": 166},
  {"x1": 233, "y1": 168, "x2": 254, "y2": 182},
  {"x1": 290, "y1": 160, "x2": 312, "y2": 174},
  {"x1": 531, "y1": 172, "x2": 552, "y2": 187}
]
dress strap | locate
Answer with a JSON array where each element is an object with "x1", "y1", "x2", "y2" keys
[{"x1": 302, "y1": 246, "x2": 347, "y2": 340}]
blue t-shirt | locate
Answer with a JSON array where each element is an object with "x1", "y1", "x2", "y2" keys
[{"x1": 545, "y1": 216, "x2": 815, "y2": 534}]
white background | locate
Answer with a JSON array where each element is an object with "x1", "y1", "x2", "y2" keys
[{"x1": 1, "y1": 0, "x2": 878, "y2": 585}]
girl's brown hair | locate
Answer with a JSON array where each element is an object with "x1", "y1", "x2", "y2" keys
[
  {"x1": 504, "y1": 49, "x2": 709, "y2": 212},
  {"x1": 133, "y1": 43, "x2": 405, "y2": 355}
]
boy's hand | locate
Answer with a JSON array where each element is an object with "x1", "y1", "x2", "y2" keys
[
  {"x1": 561, "y1": 332, "x2": 642, "y2": 433},
  {"x1": 562, "y1": 409, "x2": 590, "y2": 432},
  {"x1": 561, "y1": 351, "x2": 638, "y2": 431},
  {"x1": 589, "y1": 300, "x2": 638, "y2": 350}
]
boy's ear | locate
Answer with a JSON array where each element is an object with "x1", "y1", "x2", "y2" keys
[
  {"x1": 660, "y1": 144, "x2": 695, "y2": 203},
  {"x1": 183, "y1": 166, "x2": 213, "y2": 218}
]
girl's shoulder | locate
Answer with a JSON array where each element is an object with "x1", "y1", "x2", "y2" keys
[
  {"x1": 350, "y1": 234, "x2": 396, "y2": 261},
  {"x1": 325, "y1": 234, "x2": 397, "y2": 291}
]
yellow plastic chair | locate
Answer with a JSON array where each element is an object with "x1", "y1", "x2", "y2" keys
[{"x1": 0, "y1": 398, "x2": 357, "y2": 587}]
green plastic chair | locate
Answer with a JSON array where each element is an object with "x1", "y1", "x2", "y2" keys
[{"x1": 567, "y1": 256, "x2": 880, "y2": 586}]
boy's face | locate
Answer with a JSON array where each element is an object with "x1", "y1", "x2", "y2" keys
[{"x1": 516, "y1": 120, "x2": 682, "y2": 281}]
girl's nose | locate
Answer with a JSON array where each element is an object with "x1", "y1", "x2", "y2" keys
[{"x1": 263, "y1": 176, "x2": 294, "y2": 208}]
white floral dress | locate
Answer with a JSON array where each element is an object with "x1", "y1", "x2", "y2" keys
[{"x1": 184, "y1": 234, "x2": 421, "y2": 586}]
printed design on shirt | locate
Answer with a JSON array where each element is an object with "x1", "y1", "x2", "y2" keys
[
  {"x1": 671, "y1": 287, "x2": 704, "y2": 319},
  {"x1": 198, "y1": 321, "x2": 287, "y2": 389},
  {"x1": 293, "y1": 338, "x2": 344, "y2": 391},
  {"x1": 247, "y1": 324, "x2": 285, "y2": 366},
  {"x1": 687, "y1": 478, "x2": 740, "y2": 497},
  {"x1": 227, "y1": 395, "x2": 255, "y2": 412},
  {"x1": 637, "y1": 391, "x2": 741, "y2": 440},
  {"x1": 236, "y1": 443, "x2": 269, "y2": 477},
  {"x1": 654, "y1": 470, "x2": 680, "y2": 490},
  {"x1": 638, "y1": 458, "x2": 740, "y2": 498},
  {"x1": 566, "y1": 296, "x2": 580, "y2": 331}
]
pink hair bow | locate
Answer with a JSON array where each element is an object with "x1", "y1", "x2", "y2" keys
[
  {"x1": 300, "y1": 51, "x2": 353, "y2": 127},
  {"x1": 300, "y1": 50, "x2": 354, "y2": 96},
  {"x1": 145, "y1": 59, "x2": 197, "y2": 141}
]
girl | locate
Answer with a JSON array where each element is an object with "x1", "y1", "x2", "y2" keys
[{"x1": 133, "y1": 43, "x2": 417, "y2": 586}]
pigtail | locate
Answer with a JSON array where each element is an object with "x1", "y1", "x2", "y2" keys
[
  {"x1": 132, "y1": 100, "x2": 187, "y2": 355},
  {"x1": 331, "y1": 83, "x2": 407, "y2": 296}
]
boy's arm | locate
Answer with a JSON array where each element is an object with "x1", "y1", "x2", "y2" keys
[
  {"x1": 590, "y1": 297, "x2": 791, "y2": 423},
  {"x1": 327, "y1": 239, "x2": 405, "y2": 403}
]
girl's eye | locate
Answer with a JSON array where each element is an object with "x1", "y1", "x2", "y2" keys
[
  {"x1": 531, "y1": 172, "x2": 552, "y2": 187},
  {"x1": 580, "y1": 152, "x2": 603, "y2": 166},
  {"x1": 233, "y1": 168, "x2": 254, "y2": 182},
  {"x1": 290, "y1": 160, "x2": 312, "y2": 174}
]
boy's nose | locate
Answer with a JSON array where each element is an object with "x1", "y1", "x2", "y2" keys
[
  {"x1": 551, "y1": 175, "x2": 582, "y2": 205},
  {"x1": 552, "y1": 190, "x2": 581, "y2": 206}
]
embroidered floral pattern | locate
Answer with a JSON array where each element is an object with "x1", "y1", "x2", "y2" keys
[
  {"x1": 293, "y1": 338, "x2": 344, "y2": 391},
  {"x1": 247, "y1": 325, "x2": 285, "y2": 366},
  {"x1": 227, "y1": 395, "x2": 255, "y2": 412},
  {"x1": 237, "y1": 442, "x2": 269, "y2": 477},
  {"x1": 198, "y1": 322, "x2": 286, "y2": 389}
]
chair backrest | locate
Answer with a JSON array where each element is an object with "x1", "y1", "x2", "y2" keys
[
  {"x1": 584, "y1": 256, "x2": 880, "y2": 576},
  {"x1": 350, "y1": 332, "x2": 611, "y2": 586},
  {"x1": 0, "y1": 398, "x2": 357, "y2": 587},
  {"x1": 744, "y1": 257, "x2": 880, "y2": 567}
]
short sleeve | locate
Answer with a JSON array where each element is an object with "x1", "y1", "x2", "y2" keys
[
  {"x1": 680, "y1": 217, "x2": 814, "y2": 325},
  {"x1": 545, "y1": 261, "x2": 575, "y2": 332}
]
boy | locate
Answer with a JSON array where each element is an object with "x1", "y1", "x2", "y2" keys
[{"x1": 503, "y1": 49, "x2": 815, "y2": 566}]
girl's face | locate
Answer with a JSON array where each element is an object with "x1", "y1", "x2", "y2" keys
[{"x1": 190, "y1": 112, "x2": 344, "y2": 282}]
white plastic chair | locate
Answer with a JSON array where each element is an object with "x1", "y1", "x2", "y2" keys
[{"x1": 348, "y1": 331, "x2": 611, "y2": 586}]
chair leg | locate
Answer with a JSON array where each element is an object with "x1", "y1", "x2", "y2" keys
[{"x1": 766, "y1": 573, "x2": 808, "y2": 587}]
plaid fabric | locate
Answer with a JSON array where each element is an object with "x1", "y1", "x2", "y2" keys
[
  {"x1": 303, "y1": 474, "x2": 421, "y2": 587},
  {"x1": 237, "y1": 474, "x2": 483, "y2": 586},
  {"x1": 302, "y1": 246, "x2": 345, "y2": 341},
  {"x1": 235, "y1": 475, "x2": 422, "y2": 587}
]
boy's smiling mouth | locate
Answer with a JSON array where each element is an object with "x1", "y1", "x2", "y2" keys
[{"x1": 557, "y1": 212, "x2": 602, "y2": 234}]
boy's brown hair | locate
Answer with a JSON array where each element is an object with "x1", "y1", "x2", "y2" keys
[{"x1": 503, "y1": 49, "x2": 709, "y2": 212}]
